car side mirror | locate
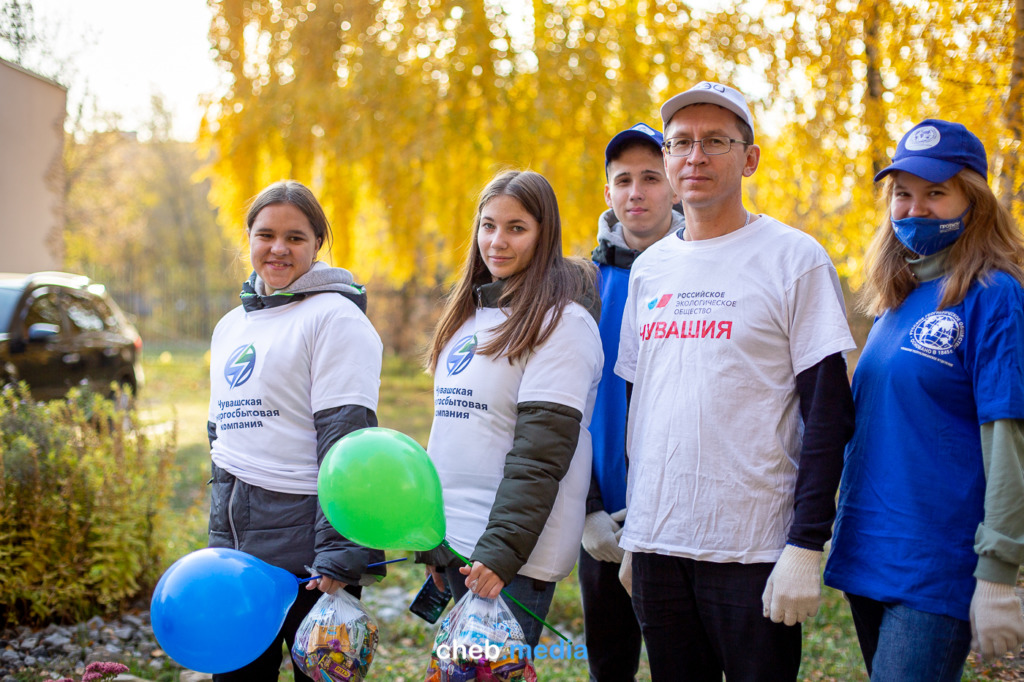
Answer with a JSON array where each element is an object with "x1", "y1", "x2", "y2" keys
[{"x1": 27, "y1": 323, "x2": 60, "y2": 342}]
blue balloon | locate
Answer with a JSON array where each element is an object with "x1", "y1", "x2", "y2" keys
[{"x1": 150, "y1": 548, "x2": 299, "y2": 673}]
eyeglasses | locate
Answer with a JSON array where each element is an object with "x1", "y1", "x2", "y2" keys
[{"x1": 663, "y1": 136, "x2": 748, "y2": 157}]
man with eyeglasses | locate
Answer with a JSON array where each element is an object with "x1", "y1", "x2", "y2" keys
[
  {"x1": 580, "y1": 122, "x2": 683, "y2": 681},
  {"x1": 613, "y1": 81, "x2": 857, "y2": 680}
]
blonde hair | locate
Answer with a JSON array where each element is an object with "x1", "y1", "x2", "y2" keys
[
  {"x1": 426, "y1": 171, "x2": 596, "y2": 373},
  {"x1": 860, "y1": 170, "x2": 1024, "y2": 316}
]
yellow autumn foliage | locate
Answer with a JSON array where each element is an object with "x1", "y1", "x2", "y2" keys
[{"x1": 199, "y1": 0, "x2": 1024, "y2": 295}]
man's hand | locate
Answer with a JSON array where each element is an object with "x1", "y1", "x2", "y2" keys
[
  {"x1": 761, "y1": 545, "x2": 822, "y2": 626},
  {"x1": 970, "y1": 579, "x2": 1024, "y2": 660},
  {"x1": 582, "y1": 509, "x2": 626, "y2": 563}
]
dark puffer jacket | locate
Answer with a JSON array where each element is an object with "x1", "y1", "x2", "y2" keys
[{"x1": 208, "y1": 405, "x2": 386, "y2": 584}]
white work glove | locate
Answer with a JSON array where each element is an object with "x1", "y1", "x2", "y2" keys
[
  {"x1": 970, "y1": 578, "x2": 1024, "y2": 660},
  {"x1": 619, "y1": 550, "x2": 633, "y2": 597},
  {"x1": 761, "y1": 544, "x2": 822, "y2": 626},
  {"x1": 582, "y1": 509, "x2": 626, "y2": 563}
]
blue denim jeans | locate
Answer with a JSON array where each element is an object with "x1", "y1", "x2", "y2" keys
[
  {"x1": 847, "y1": 593, "x2": 972, "y2": 682},
  {"x1": 442, "y1": 566, "x2": 557, "y2": 648}
]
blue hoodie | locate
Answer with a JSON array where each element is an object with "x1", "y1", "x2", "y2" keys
[{"x1": 588, "y1": 208, "x2": 685, "y2": 513}]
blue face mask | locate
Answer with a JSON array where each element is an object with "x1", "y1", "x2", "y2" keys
[{"x1": 891, "y1": 206, "x2": 971, "y2": 256}]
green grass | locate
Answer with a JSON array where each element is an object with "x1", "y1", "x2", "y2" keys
[{"x1": 135, "y1": 348, "x2": 1019, "y2": 681}]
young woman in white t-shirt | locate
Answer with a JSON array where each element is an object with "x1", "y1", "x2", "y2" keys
[
  {"x1": 421, "y1": 170, "x2": 604, "y2": 647},
  {"x1": 207, "y1": 180, "x2": 385, "y2": 681}
]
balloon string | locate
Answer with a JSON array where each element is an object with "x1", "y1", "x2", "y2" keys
[
  {"x1": 441, "y1": 539, "x2": 571, "y2": 643},
  {"x1": 298, "y1": 557, "x2": 408, "y2": 583}
]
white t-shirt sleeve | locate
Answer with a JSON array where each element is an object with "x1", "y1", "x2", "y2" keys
[
  {"x1": 208, "y1": 310, "x2": 235, "y2": 426},
  {"x1": 308, "y1": 301, "x2": 383, "y2": 414},
  {"x1": 614, "y1": 272, "x2": 639, "y2": 383},
  {"x1": 517, "y1": 305, "x2": 602, "y2": 412},
  {"x1": 786, "y1": 262, "x2": 856, "y2": 375}
]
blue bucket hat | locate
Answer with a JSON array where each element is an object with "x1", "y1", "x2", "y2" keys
[
  {"x1": 605, "y1": 123, "x2": 664, "y2": 166},
  {"x1": 874, "y1": 119, "x2": 987, "y2": 183}
]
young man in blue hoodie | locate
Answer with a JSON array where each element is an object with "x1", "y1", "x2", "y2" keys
[{"x1": 581, "y1": 123, "x2": 683, "y2": 681}]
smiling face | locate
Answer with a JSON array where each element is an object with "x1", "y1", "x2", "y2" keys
[
  {"x1": 476, "y1": 194, "x2": 541, "y2": 282},
  {"x1": 605, "y1": 143, "x2": 678, "y2": 251},
  {"x1": 889, "y1": 171, "x2": 970, "y2": 221},
  {"x1": 248, "y1": 203, "x2": 322, "y2": 292},
  {"x1": 663, "y1": 103, "x2": 759, "y2": 212}
]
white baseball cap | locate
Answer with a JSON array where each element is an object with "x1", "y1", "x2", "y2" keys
[{"x1": 660, "y1": 82, "x2": 754, "y2": 141}]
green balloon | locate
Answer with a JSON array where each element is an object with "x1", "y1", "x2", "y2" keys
[{"x1": 318, "y1": 427, "x2": 445, "y2": 551}]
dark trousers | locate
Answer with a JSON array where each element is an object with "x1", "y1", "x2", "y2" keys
[
  {"x1": 213, "y1": 583, "x2": 362, "y2": 682},
  {"x1": 579, "y1": 547, "x2": 642, "y2": 681},
  {"x1": 632, "y1": 552, "x2": 801, "y2": 682}
]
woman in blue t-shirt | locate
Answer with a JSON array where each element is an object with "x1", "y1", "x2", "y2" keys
[{"x1": 824, "y1": 120, "x2": 1024, "y2": 680}]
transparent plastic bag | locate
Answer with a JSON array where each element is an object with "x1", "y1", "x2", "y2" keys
[
  {"x1": 291, "y1": 589, "x2": 379, "y2": 682},
  {"x1": 425, "y1": 590, "x2": 537, "y2": 682}
]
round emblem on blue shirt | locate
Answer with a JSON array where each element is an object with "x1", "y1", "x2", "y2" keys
[
  {"x1": 225, "y1": 343, "x2": 256, "y2": 388},
  {"x1": 909, "y1": 311, "x2": 964, "y2": 355},
  {"x1": 445, "y1": 334, "x2": 477, "y2": 376}
]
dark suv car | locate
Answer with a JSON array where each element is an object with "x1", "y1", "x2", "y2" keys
[{"x1": 0, "y1": 272, "x2": 143, "y2": 401}]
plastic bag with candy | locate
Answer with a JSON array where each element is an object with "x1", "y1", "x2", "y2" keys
[
  {"x1": 425, "y1": 591, "x2": 537, "y2": 682},
  {"x1": 292, "y1": 589, "x2": 379, "y2": 682}
]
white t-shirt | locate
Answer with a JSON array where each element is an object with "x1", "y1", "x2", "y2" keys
[
  {"x1": 209, "y1": 293, "x2": 382, "y2": 495},
  {"x1": 614, "y1": 216, "x2": 855, "y2": 563},
  {"x1": 428, "y1": 301, "x2": 603, "y2": 582}
]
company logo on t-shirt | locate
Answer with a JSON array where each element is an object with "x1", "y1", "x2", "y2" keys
[
  {"x1": 225, "y1": 343, "x2": 257, "y2": 388},
  {"x1": 909, "y1": 311, "x2": 964, "y2": 355},
  {"x1": 446, "y1": 334, "x2": 477, "y2": 376},
  {"x1": 648, "y1": 294, "x2": 672, "y2": 310}
]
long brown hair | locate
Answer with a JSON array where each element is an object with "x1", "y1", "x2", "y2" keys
[
  {"x1": 426, "y1": 170, "x2": 596, "y2": 373},
  {"x1": 860, "y1": 170, "x2": 1024, "y2": 316}
]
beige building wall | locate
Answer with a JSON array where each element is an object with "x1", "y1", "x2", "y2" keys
[{"x1": 0, "y1": 58, "x2": 66, "y2": 273}]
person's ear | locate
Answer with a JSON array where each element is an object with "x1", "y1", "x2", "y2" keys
[
  {"x1": 742, "y1": 144, "x2": 760, "y2": 177},
  {"x1": 604, "y1": 184, "x2": 613, "y2": 210}
]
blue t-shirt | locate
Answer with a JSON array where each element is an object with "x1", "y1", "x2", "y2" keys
[
  {"x1": 590, "y1": 262, "x2": 631, "y2": 513},
  {"x1": 825, "y1": 272, "x2": 1024, "y2": 620}
]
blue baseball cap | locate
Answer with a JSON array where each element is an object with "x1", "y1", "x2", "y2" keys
[
  {"x1": 605, "y1": 123, "x2": 664, "y2": 166},
  {"x1": 874, "y1": 119, "x2": 987, "y2": 183}
]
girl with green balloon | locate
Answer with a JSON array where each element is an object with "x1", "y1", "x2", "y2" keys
[
  {"x1": 420, "y1": 170, "x2": 604, "y2": 648},
  {"x1": 206, "y1": 180, "x2": 386, "y2": 681}
]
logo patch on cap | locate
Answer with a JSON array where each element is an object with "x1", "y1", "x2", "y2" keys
[
  {"x1": 905, "y1": 126, "x2": 941, "y2": 151},
  {"x1": 633, "y1": 123, "x2": 658, "y2": 137},
  {"x1": 696, "y1": 81, "x2": 727, "y2": 93}
]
